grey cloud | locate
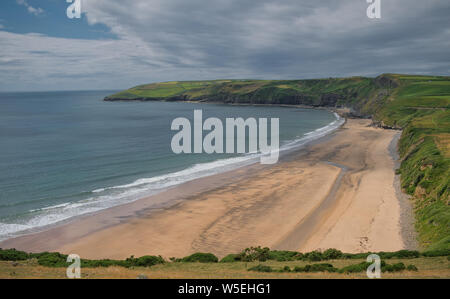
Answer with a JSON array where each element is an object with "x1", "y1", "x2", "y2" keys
[
  {"x1": 1, "y1": 0, "x2": 449, "y2": 91},
  {"x1": 81, "y1": 0, "x2": 450, "y2": 78}
]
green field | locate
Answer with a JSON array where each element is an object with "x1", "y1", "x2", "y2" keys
[
  {"x1": 105, "y1": 77, "x2": 380, "y2": 108},
  {"x1": 107, "y1": 74, "x2": 450, "y2": 252}
]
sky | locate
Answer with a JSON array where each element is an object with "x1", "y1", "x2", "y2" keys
[{"x1": 0, "y1": 0, "x2": 449, "y2": 91}]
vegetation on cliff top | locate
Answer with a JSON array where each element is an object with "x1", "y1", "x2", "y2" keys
[
  {"x1": 105, "y1": 77, "x2": 382, "y2": 113},
  {"x1": 106, "y1": 74, "x2": 450, "y2": 251},
  {"x1": 387, "y1": 76, "x2": 449, "y2": 251}
]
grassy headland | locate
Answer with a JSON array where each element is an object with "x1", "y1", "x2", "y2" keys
[{"x1": 106, "y1": 74, "x2": 449, "y2": 252}]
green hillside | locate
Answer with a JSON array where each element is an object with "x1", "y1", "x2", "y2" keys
[
  {"x1": 105, "y1": 77, "x2": 383, "y2": 113},
  {"x1": 106, "y1": 74, "x2": 450, "y2": 251}
]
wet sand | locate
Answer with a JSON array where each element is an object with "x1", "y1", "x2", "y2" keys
[{"x1": 0, "y1": 119, "x2": 413, "y2": 259}]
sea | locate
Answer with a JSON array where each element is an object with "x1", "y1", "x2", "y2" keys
[{"x1": 0, "y1": 90, "x2": 344, "y2": 241}]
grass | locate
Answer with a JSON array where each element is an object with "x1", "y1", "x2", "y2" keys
[
  {"x1": 104, "y1": 77, "x2": 379, "y2": 108},
  {"x1": 381, "y1": 75, "x2": 450, "y2": 251},
  {"x1": 1, "y1": 247, "x2": 448, "y2": 278},
  {"x1": 1, "y1": 257, "x2": 448, "y2": 279}
]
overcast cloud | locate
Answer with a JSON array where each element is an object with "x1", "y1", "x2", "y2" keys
[{"x1": 1, "y1": 0, "x2": 449, "y2": 91}]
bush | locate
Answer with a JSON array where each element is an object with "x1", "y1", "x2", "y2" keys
[
  {"x1": 0, "y1": 248, "x2": 29, "y2": 261},
  {"x1": 248, "y1": 260, "x2": 415, "y2": 274},
  {"x1": 378, "y1": 250, "x2": 420, "y2": 259},
  {"x1": 393, "y1": 250, "x2": 420, "y2": 259},
  {"x1": 406, "y1": 264, "x2": 418, "y2": 271},
  {"x1": 323, "y1": 249, "x2": 343, "y2": 260},
  {"x1": 36, "y1": 252, "x2": 68, "y2": 267},
  {"x1": 304, "y1": 251, "x2": 323, "y2": 262},
  {"x1": 293, "y1": 263, "x2": 337, "y2": 273},
  {"x1": 238, "y1": 247, "x2": 270, "y2": 262},
  {"x1": 342, "y1": 252, "x2": 368, "y2": 259},
  {"x1": 36, "y1": 252, "x2": 164, "y2": 268},
  {"x1": 82, "y1": 259, "x2": 122, "y2": 268},
  {"x1": 180, "y1": 253, "x2": 218, "y2": 263},
  {"x1": 220, "y1": 254, "x2": 241, "y2": 263},
  {"x1": 383, "y1": 262, "x2": 406, "y2": 272},
  {"x1": 338, "y1": 262, "x2": 371, "y2": 273},
  {"x1": 249, "y1": 263, "x2": 338, "y2": 273},
  {"x1": 267, "y1": 250, "x2": 299, "y2": 261},
  {"x1": 124, "y1": 255, "x2": 165, "y2": 267},
  {"x1": 421, "y1": 248, "x2": 450, "y2": 257},
  {"x1": 248, "y1": 264, "x2": 273, "y2": 272},
  {"x1": 221, "y1": 249, "x2": 301, "y2": 263},
  {"x1": 339, "y1": 261, "x2": 409, "y2": 273}
]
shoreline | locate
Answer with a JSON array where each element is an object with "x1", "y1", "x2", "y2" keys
[
  {"x1": 0, "y1": 119, "x2": 415, "y2": 259},
  {"x1": 0, "y1": 108, "x2": 343, "y2": 243},
  {"x1": 106, "y1": 98, "x2": 353, "y2": 118},
  {"x1": 389, "y1": 133, "x2": 419, "y2": 251}
]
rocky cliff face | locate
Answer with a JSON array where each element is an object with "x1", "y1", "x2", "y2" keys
[{"x1": 319, "y1": 93, "x2": 342, "y2": 107}]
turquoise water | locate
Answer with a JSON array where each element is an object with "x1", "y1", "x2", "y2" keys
[{"x1": 0, "y1": 90, "x2": 342, "y2": 240}]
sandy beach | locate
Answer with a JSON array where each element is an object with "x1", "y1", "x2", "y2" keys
[{"x1": 0, "y1": 118, "x2": 414, "y2": 259}]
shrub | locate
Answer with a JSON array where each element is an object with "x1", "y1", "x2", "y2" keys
[
  {"x1": 339, "y1": 261, "x2": 409, "y2": 273},
  {"x1": 294, "y1": 263, "x2": 337, "y2": 273},
  {"x1": 267, "y1": 250, "x2": 299, "y2": 261},
  {"x1": 37, "y1": 252, "x2": 164, "y2": 268},
  {"x1": 421, "y1": 248, "x2": 450, "y2": 257},
  {"x1": 220, "y1": 254, "x2": 241, "y2": 263},
  {"x1": 323, "y1": 248, "x2": 343, "y2": 260},
  {"x1": 248, "y1": 261, "x2": 414, "y2": 274},
  {"x1": 338, "y1": 262, "x2": 371, "y2": 273},
  {"x1": 406, "y1": 264, "x2": 418, "y2": 271},
  {"x1": 0, "y1": 248, "x2": 29, "y2": 261},
  {"x1": 293, "y1": 253, "x2": 305, "y2": 260},
  {"x1": 342, "y1": 251, "x2": 372, "y2": 260},
  {"x1": 248, "y1": 264, "x2": 273, "y2": 272},
  {"x1": 378, "y1": 250, "x2": 420, "y2": 259},
  {"x1": 393, "y1": 250, "x2": 420, "y2": 259},
  {"x1": 125, "y1": 255, "x2": 165, "y2": 267},
  {"x1": 180, "y1": 253, "x2": 218, "y2": 263},
  {"x1": 238, "y1": 247, "x2": 270, "y2": 262},
  {"x1": 249, "y1": 263, "x2": 338, "y2": 273},
  {"x1": 383, "y1": 262, "x2": 406, "y2": 272},
  {"x1": 304, "y1": 251, "x2": 323, "y2": 261},
  {"x1": 342, "y1": 252, "x2": 368, "y2": 259},
  {"x1": 222, "y1": 249, "x2": 301, "y2": 263},
  {"x1": 36, "y1": 252, "x2": 68, "y2": 267},
  {"x1": 82, "y1": 259, "x2": 122, "y2": 268}
]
